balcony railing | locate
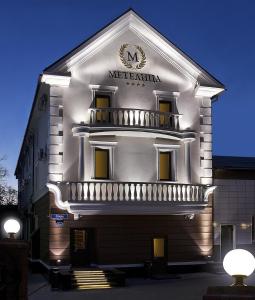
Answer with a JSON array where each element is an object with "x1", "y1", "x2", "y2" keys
[
  {"x1": 62, "y1": 181, "x2": 207, "y2": 203},
  {"x1": 89, "y1": 108, "x2": 181, "y2": 131}
]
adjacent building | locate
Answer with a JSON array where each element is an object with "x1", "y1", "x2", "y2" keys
[
  {"x1": 213, "y1": 156, "x2": 255, "y2": 261},
  {"x1": 15, "y1": 9, "x2": 226, "y2": 268}
]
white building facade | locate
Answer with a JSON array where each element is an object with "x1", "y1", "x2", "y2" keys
[{"x1": 15, "y1": 10, "x2": 224, "y2": 267}]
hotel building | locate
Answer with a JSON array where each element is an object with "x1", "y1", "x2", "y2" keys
[{"x1": 15, "y1": 9, "x2": 226, "y2": 269}]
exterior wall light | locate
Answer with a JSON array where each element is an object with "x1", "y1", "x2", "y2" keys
[
  {"x1": 4, "y1": 218, "x2": 21, "y2": 239},
  {"x1": 223, "y1": 249, "x2": 255, "y2": 286}
]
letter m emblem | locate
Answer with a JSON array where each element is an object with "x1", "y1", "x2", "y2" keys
[{"x1": 127, "y1": 51, "x2": 139, "y2": 62}]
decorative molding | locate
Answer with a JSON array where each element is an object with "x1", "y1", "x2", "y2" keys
[
  {"x1": 203, "y1": 185, "x2": 216, "y2": 202},
  {"x1": 89, "y1": 84, "x2": 118, "y2": 93},
  {"x1": 195, "y1": 86, "x2": 224, "y2": 98},
  {"x1": 46, "y1": 183, "x2": 71, "y2": 212},
  {"x1": 41, "y1": 74, "x2": 71, "y2": 87}
]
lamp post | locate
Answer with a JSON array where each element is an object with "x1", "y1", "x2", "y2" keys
[
  {"x1": 3, "y1": 218, "x2": 21, "y2": 239},
  {"x1": 203, "y1": 249, "x2": 255, "y2": 299},
  {"x1": 223, "y1": 249, "x2": 255, "y2": 286}
]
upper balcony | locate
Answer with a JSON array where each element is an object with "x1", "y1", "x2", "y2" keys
[
  {"x1": 89, "y1": 107, "x2": 180, "y2": 130},
  {"x1": 72, "y1": 108, "x2": 196, "y2": 140}
]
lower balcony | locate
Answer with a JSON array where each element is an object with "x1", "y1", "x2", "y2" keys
[{"x1": 48, "y1": 181, "x2": 215, "y2": 216}]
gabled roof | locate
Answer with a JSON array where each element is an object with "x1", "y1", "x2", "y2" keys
[{"x1": 44, "y1": 8, "x2": 224, "y2": 90}]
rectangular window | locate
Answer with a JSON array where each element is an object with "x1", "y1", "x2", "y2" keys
[
  {"x1": 159, "y1": 101, "x2": 172, "y2": 126},
  {"x1": 95, "y1": 148, "x2": 109, "y2": 179},
  {"x1": 159, "y1": 152, "x2": 172, "y2": 181},
  {"x1": 74, "y1": 229, "x2": 86, "y2": 252},
  {"x1": 153, "y1": 238, "x2": 165, "y2": 258},
  {"x1": 95, "y1": 95, "x2": 110, "y2": 122}
]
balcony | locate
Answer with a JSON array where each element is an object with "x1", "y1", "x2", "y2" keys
[
  {"x1": 89, "y1": 108, "x2": 181, "y2": 130},
  {"x1": 50, "y1": 181, "x2": 214, "y2": 216},
  {"x1": 72, "y1": 108, "x2": 196, "y2": 140}
]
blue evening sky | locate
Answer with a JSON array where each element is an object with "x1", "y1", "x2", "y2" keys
[{"x1": 0, "y1": 0, "x2": 255, "y2": 187}]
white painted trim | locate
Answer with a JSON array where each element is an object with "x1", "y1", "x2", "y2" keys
[
  {"x1": 90, "y1": 84, "x2": 117, "y2": 108},
  {"x1": 204, "y1": 185, "x2": 216, "y2": 202},
  {"x1": 195, "y1": 86, "x2": 224, "y2": 98},
  {"x1": 154, "y1": 144, "x2": 180, "y2": 182},
  {"x1": 89, "y1": 142, "x2": 117, "y2": 180},
  {"x1": 41, "y1": 74, "x2": 71, "y2": 87},
  {"x1": 154, "y1": 91, "x2": 179, "y2": 113},
  {"x1": 46, "y1": 182, "x2": 71, "y2": 212},
  {"x1": 89, "y1": 84, "x2": 118, "y2": 93}
]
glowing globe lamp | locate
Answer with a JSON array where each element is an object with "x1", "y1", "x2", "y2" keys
[
  {"x1": 223, "y1": 249, "x2": 255, "y2": 286},
  {"x1": 4, "y1": 219, "x2": 20, "y2": 239}
]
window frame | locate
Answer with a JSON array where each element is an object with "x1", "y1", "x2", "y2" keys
[
  {"x1": 89, "y1": 140, "x2": 117, "y2": 181},
  {"x1": 154, "y1": 143, "x2": 180, "y2": 182},
  {"x1": 89, "y1": 84, "x2": 118, "y2": 109}
]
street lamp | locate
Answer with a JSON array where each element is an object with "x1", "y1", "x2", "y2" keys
[
  {"x1": 223, "y1": 249, "x2": 255, "y2": 286},
  {"x1": 3, "y1": 218, "x2": 21, "y2": 239}
]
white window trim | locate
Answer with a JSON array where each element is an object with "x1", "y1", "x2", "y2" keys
[
  {"x1": 154, "y1": 143, "x2": 180, "y2": 182},
  {"x1": 89, "y1": 141, "x2": 117, "y2": 180},
  {"x1": 153, "y1": 90, "x2": 180, "y2": 113},
  {"x1": 89, "y1": 84, "x2": 118, "y2": 108}
]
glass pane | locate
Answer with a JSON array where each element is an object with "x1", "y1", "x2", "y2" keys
[
  {"x1": 159, "y1": 152, "x2": 172, "y2": 180},
  {"x1": 159, "y1": 101, "x2": 172, "y2": 126},
  {"x1": 95, "y1": 149, "x2": 109, "y2": 179},
  {"x1": 95, "y1": 96, "x2": 110, "y2": 122},
  {"x1": 153, "y1": 238, "x2": 165, "y2": 258}
]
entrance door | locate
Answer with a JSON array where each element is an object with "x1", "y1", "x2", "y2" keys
[
  {"x1": 70, "y1": 228, "x2": 96, "y2": 267},
  {"x1": 221, "y1": 225, "x2": 234, "y2": 261}
]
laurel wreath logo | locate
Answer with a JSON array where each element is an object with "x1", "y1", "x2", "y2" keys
[{"x1": 119, "y1": 44, "x2": 146, "y2": 70}]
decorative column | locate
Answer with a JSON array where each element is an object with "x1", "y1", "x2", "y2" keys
[
  {"x1": 78, "y1": 136, "x2": 85, "y2": 181},
  {"x1": 183, "y1": 138, "x2": 194, "y2": 184}
]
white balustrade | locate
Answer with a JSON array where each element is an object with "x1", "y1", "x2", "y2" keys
[
  {"x1": 62, "y1": 181, "x2": 206, "y2": 203},
  {"x1": 89, "y1": 108, "x2": 180, "y2": 130}
]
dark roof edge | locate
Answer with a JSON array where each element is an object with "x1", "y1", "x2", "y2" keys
[{"x1": 15, "y1": 76, "x2": 42, "y2": 176}]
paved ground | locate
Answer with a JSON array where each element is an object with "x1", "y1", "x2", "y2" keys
[{"x1": 28, "y1": 272, "x2": 255, "y2": 300}]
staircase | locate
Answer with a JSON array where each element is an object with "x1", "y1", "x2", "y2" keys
[{"x1": 72, "y1": 269, "x2": 124, "y2": 290}]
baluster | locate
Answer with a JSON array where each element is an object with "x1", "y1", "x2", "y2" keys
[
  {"x1": 173, "y1": 185, "x2": 176, "y2": 201},
  {"x1": 120, "y1": 110, "x2": 125, "y2": 125},
  {"x1": 134, "y1": 183, "x2": 137, "y2": 200},
  {"x1": 81, "y1": 183, "x2": 84, "y2": 201},
  {"x1": 105, "y1": 182, "x2": 108, "y2": 201},
  {"x1": 110, "y1": 183, "x2": 114, "y2": 201},
  {"x1": 143, "y1": 112, "x2": 146, "y2": 127},
  {"x1": 133, "y1": 110, "x2": 136, "y2": 126},
  {"x1": 145, "y1": 183, "x2": 148, "y2": 201},
  {"x1": 169, "y1": 185, "x2": 172, "y2": 201},
  {"x1": 139, "y1": 183, "x2": 143, "y2": 201},
  {"x1": 128, "y1": 183, "x2": 131, "y2": 201},
  {"x1": 117, "y1": 183, "x2": 120, "y2": 201},
  {"x1": 127, "y1": 110, "x2": 130, "y2": 126},
  {"x1": 187, "y1": 185, "x2": 190, "y2": 201},
  {"x1": 160, "y1": 184, "x2": 164, "y2": 201},
  {"x1": 178, "y1": 185, "x2": 181, "y2": 201},
  {"x1": 87, "y1": 182, "x2": 90, "y2": 200},
  {"x1": 123, "y1": 183, "x2": 126, "y2": 201},
  {"x1": 99, "y1": 183, "x2": 102, "y2": 201},
  {"x1": 138, "y1": 111, "x2": 141, "y2": 126},
  {"x1": 75, "y1": 183, "x2": 78, "y2": 201},
  {"x1": 93, "y1": 183, "x2": 96, "y2": 200},
  {"x1": 165, "y1": 184, "x2": 169, "y2": 201}
]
